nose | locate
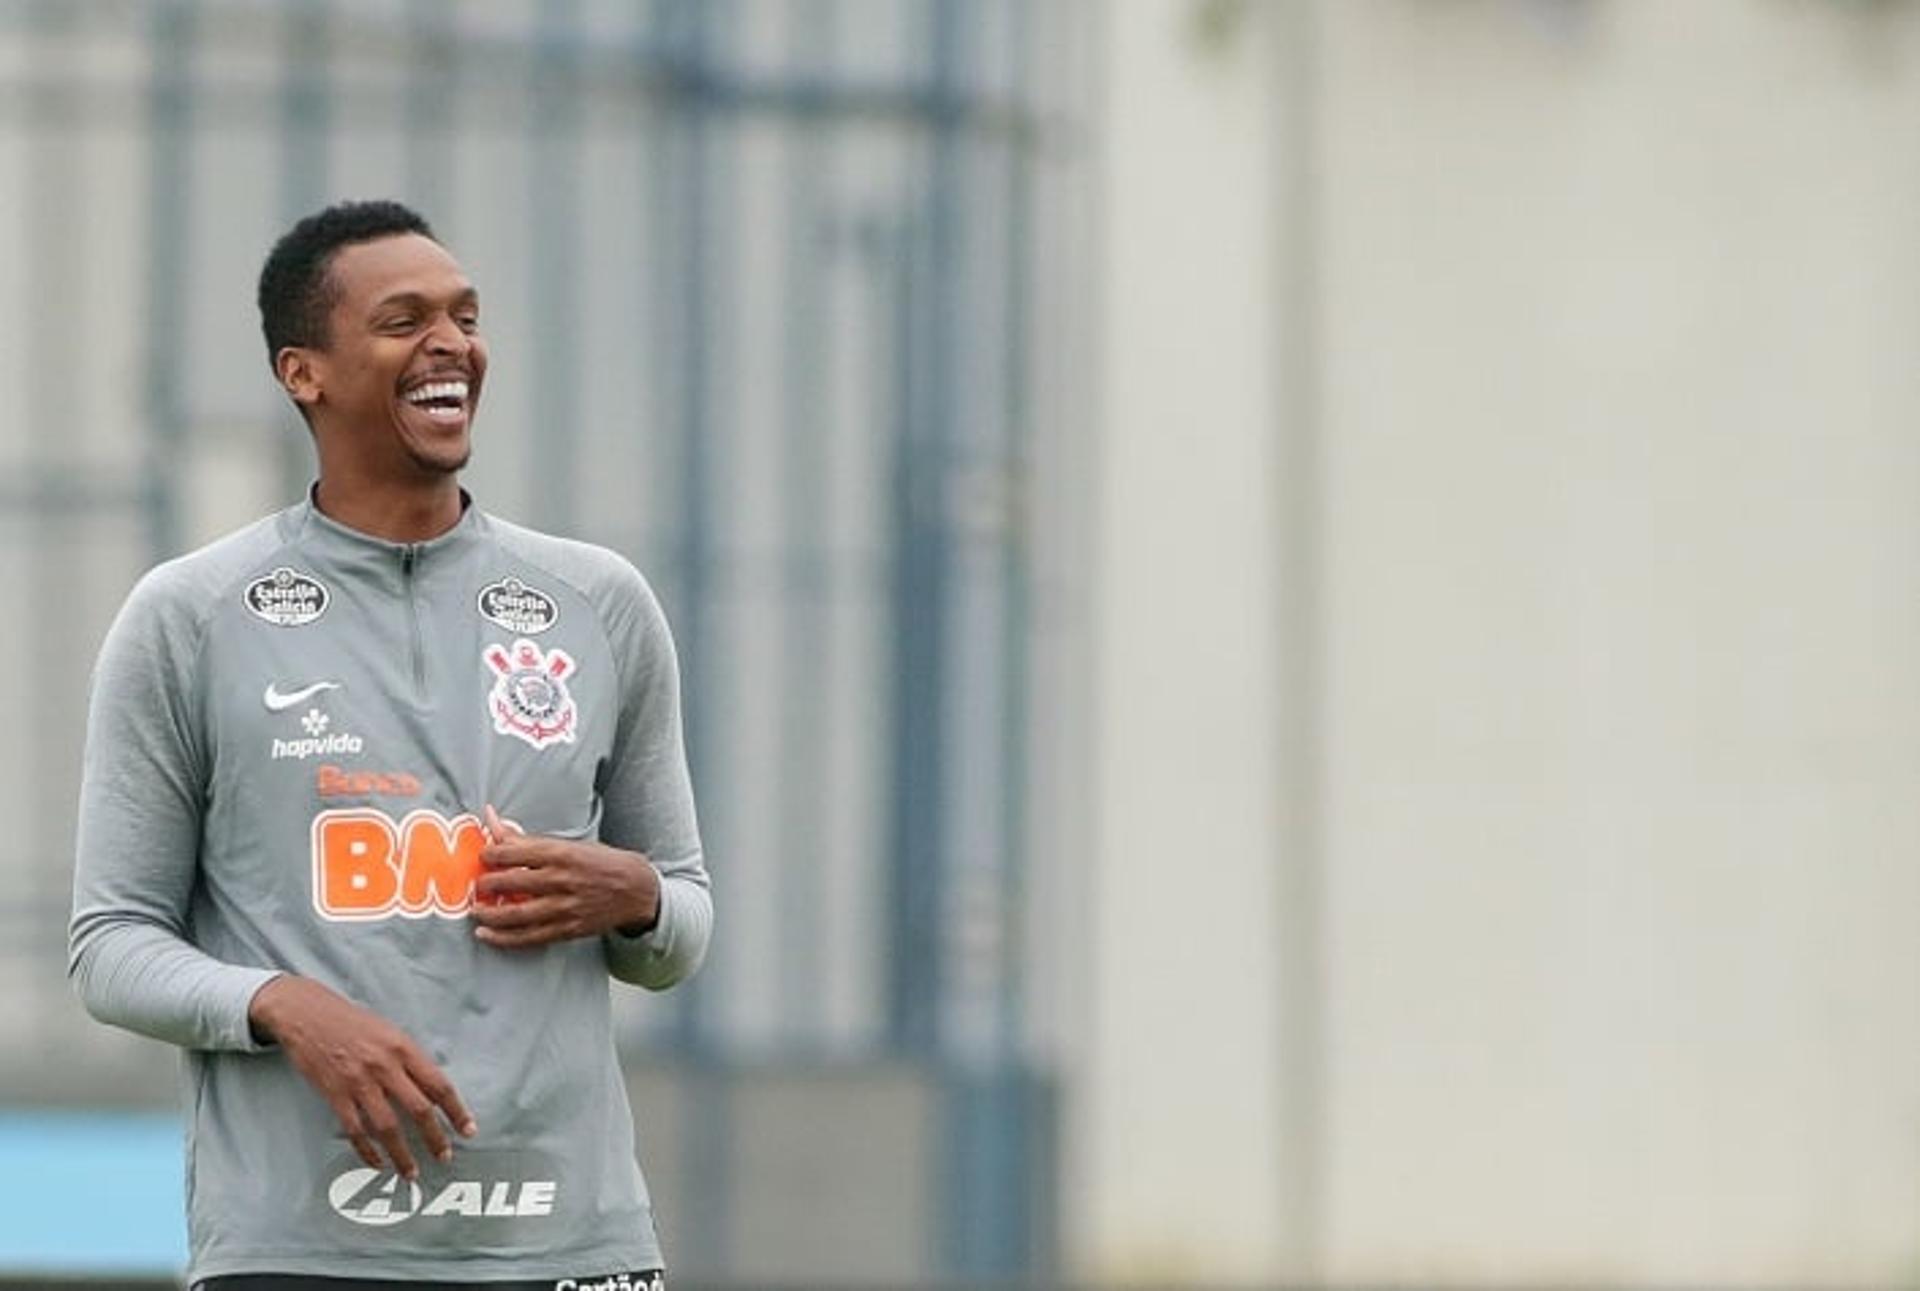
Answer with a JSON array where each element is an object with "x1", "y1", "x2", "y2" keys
[{"x1": 425, "y1": 314, "x2": 470, "y2": 358}]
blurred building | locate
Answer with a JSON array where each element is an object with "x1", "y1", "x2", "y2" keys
[
  {"x1": 5, "y1": 0, "x2": 1920, "y2": 1288},
  {"x1": 1086, "y1": 0, "x2": 1920, "y2": 1284},
  {"x1": 0, "y1": 0, "x2": 1092, "y2": 1283}
]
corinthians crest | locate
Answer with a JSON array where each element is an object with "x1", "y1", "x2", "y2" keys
[{"x1": 483, "y1": 638, "x2": 578, "y2": 750}]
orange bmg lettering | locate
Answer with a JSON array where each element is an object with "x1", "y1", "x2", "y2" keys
[{"x1": 312, "y1": 809, "x2": 488, "y2": 921}]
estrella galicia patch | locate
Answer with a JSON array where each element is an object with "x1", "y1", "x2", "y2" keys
[
  {"x1": 244, "y1": 566, "x2": 330, "y2": 627},
  {"x1": 477, "y1": 576, "x2": 559, "y2": 635}
]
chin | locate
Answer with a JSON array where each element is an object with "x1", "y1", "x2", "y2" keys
[{"x1": 406, "y1": 448, "x2": 471, "y2": 477}]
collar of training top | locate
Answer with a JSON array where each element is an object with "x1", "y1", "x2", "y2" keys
[{"x1": 284, "y1": 483, "x2": 488, "y2": 574}]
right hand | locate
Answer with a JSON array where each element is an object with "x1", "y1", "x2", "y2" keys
[{"x1": 248, "y1": 975, "x2": 477, "y2": 1181}]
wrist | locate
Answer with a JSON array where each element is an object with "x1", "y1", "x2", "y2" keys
[
  {"x1": 247, "y1": 973, "x2": 292, "y2": 1045},
  {"x1": 616, "y1": 862, "x2": 662, "y2": 938}
]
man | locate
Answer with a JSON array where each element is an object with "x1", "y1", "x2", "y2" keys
[{"x1": 69, "y1": 200, "x2": 709, "y2": 1290}]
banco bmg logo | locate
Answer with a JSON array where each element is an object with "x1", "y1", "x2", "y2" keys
[{"x1": 327, "y1": 1166, "x2": 557, "y2": 1227}]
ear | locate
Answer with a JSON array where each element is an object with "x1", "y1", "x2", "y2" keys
[{"x1": 275, "y1": 346, "x2": 324, "y2": 409}]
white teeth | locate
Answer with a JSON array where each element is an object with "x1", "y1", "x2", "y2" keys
[{"x1": 404, "y1": 380, "x2": 469, "y2": 405}]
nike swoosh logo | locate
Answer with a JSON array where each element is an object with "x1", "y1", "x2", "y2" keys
[{"x1": 263, "y1": 680, "x2": 341, "y2": 711}]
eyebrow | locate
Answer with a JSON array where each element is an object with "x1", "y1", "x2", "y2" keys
[{"x1": 370, "y1": 286, "x2": 480, "y2": 314}]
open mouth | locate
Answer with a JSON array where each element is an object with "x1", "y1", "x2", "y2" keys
[{"x1": 401, "y1": 378, "x2": 471, "y2": 425}]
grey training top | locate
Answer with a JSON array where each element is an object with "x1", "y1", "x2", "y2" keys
[{"x1": 68, "y1": 493, "x2": 710, "y2": 1283}]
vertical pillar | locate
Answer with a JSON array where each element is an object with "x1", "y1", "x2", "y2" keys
[
  {"x1": 529, "y1": 0, "x2": 580, "y2": 530},
  {"x1": 1076, "y1": 0, "x2": 1293, "y2": 1281},
  {"x1": 277, "y1": 0, "x2": 333, "y2": 500},
  {"x1": 143, "y1": 0, "x2": 195, "y2": 560}
]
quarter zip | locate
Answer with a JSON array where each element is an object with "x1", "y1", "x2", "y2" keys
[{"x1": 401, "y1": 544, "x2": 427, "y2": 698}]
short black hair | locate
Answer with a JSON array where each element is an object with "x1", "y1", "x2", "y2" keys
[{"x1": 257, "y1": 199, "x2": 437, "y2": 362}]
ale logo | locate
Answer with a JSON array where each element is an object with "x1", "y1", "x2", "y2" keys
[
  {"x1": 328, "y1": 1168, "x2": 423, "y2": 1227},
  {"x1": 326, "y1": 1166, "x2": 558, "y2": 1227}
]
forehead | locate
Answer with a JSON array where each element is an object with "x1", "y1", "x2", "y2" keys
[{"x1": 325, "y1": 233, "x2": 474, "y2": 310}]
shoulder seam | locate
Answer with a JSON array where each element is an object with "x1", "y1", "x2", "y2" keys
[
  {"x1": 486, "y1": 528, "x2": 632, "y2": 697},
  {"x1": 180, "y1": 513, "x2": 310, "y2": 782}
]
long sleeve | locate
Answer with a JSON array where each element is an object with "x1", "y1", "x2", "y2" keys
[
  {"x1": 67, "y1": 569, "x2": 279, "y2": 1052},
  {"x1": 591, "y1": 564, "x2": 712, "y2": 990}
]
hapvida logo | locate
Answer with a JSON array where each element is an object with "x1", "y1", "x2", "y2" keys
[
  {"x1": 273, "y1": 704, "x2": 363, "y2": 761},
  {"x1": 273, "y1": 730, "x2": 364, "y2": 761},
  {"x1": 327, "y1": 1166, "x2": 556, "y2": 1227}
]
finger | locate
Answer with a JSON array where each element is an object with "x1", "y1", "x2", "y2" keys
[
  {"x1": 479, "y1": 836, "x2": 545, "y2": 868},
  {"x1": 410, "y1": 1102, "x2": 453, "y2": 1163},
  {"x1": 405, "y1": 1052, "x2": 479, "y2": 1139},
  {"x1": 360, "y1": 1094, "x2": 419, "y2": 1182},
  {"x1": 389, "y1": 1081, "x2": 452, "y2": 1163},
  {"x1": 475, "y1": 921, "x2": 567, "y2": 949},
  {"x1": 332, "y1": 1098, "x2": 384, "y2": 1171},
  {"x1": 485, "y1": 805, "x2": 526, "y2": 840},
  {"x1": 350, "y1": 1132, "x2": 383, "y2": 1171},
  {"x1": 471, "y1": 895, "x2": 567, "y2": 930},
  {"x1": 475, "y1": 867, "x2": 562, "y2": 899}
]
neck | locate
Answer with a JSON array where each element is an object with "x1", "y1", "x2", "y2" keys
[{"x1": 312, "y1": 472, "x2": 464, "y2": 544}]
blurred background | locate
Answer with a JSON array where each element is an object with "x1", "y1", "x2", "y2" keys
[{"x1": 2, "y1": 0, "x2": 1918, "y2": 1286}]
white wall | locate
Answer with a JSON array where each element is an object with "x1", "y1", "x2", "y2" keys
[
  {"x1": 1080, "y1": 0, "x2": 1920, "y2": 1283},
  {"x1": 1079, "y1": 0, "x2": 1292, "y2": 1280}
]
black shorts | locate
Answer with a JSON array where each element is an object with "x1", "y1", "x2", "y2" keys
[{"x1": 194, "y1": 1272, "x2": 664, "y2": 1291}]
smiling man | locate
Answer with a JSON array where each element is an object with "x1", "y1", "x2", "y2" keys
[{"x1": 69, "y1": 201, "x2": 707, "y2": 1291}]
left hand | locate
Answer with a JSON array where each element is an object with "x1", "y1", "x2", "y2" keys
[{"x1": 470, "y1": 804, "x2": 661, "y2": 949}]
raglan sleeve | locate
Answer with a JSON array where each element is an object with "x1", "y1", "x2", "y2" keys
[
  {"x1": 67, "y1": 570, "x2": 281, "y2": 1052},
  {"x1": 593, "y1": 559, "x2": 712, "y2": 990}
]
